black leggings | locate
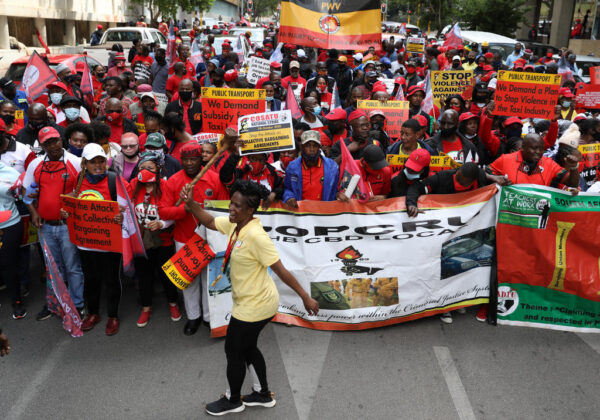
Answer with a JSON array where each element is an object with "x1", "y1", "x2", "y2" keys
[
  {"x1": 80, "y1": 250, "x2": 122, "y2": 318},
  {"x1": 224, "y1": 315, "x2": 273, "y2": 402},
  {"x1": 0, "y1": 221, "x2": 23, "y2": 304},
  {"x1": 134, "y1": 245, "x2": 178, "y2": 307}
]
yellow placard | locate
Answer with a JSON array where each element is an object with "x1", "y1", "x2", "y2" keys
[
  {"x1": 406, "y1": 37, "x2": 425, "y2": 53},
  {"x1": 431, "y1": 71, "x2": 474, "y2": 107},
  {"x1": 135, "y1": 122, "x2": 146, "y2": 133},
  {"x1": 202, "y1": 87, "x2": 266, "y2": 100},
  {"x1": 15, "y1": 110, "x2": 24, "y2": 120},
  {"x1": 497, "y1": 71, "x2": 562, "y2": 85},
  {"x1": 357, "y1": 100, "x2": 409, "y2": 110},
  {"x1": 579, "y1": 143, "x2": 600, "y2": 154},
  {"x1": 386, "y1": 154, "x2": 408, "y2": 165},
  {"x1": 162, "y1": 260, "x2": 192, "y2": 290}
]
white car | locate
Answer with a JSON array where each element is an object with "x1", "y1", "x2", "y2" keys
[
  {"x1": 229, "y1": 27, "x2": 267, "y2": 48},
  {"x1": 460, "y1": 31, "x2": 518, "y2": 60},
  {"x1": 84, "y1": 27, "x2": 167, "y2": 66}
]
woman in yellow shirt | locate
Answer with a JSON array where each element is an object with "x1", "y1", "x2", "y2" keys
[{"x1": 181, "y1": 179, "x2": 319, "y2": 416}]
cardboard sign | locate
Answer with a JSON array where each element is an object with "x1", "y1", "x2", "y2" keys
[
  {"x1": 578, "y1": 143, "x2": 600, "y2": 188},
  {"x1": 575, "y1": 84, "x2": 600, "y2": 109},
  {"x1": 376, "y1": 78, "x2": 396, "y2": 95},
  {"x1": 431, "y1": 70, "x2": 475, "y2": 107},
  {"x1": 61, "y1": 195, "x2": 122, "y2": 253},
  {"x1": 238, "y1": 110, "x2": 295, "y2": 155},
  {"x1": 154, "y1": 92, "x2": 169, "y2": 107},
  {"x1": 494, "y1": 71, "x2": 561, "y2": 119},
  {"x1": 357, "y1": 100, "x2": 409, "y2": 138},
  {"x1": 162, "y1": 234, "x2": 216, "y2": 290},
  {"x1": 406, "y1": 37, "x2": 425, "y2": 53},
  {"x1": 193, "y1": 133, "x2": 220, "y2": 144},
  {"x1": 246, "y1": 56, "x2": 272, "y2": 85},
  {"x1": 20, "y1": 215, "x2": 39, "y2": 247},
  {"x1": 590, "y1": 66, "x2": 600, "y2": 85},
  {"x1": 201, "y1": 87, "x2": 266, "y2": 133}
]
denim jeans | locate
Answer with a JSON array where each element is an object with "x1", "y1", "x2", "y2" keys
[{"x1": 40, "y1": 223, "x2": 84, "y2": 308}]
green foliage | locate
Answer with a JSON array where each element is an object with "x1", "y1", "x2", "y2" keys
[
  {"x1": 252, "y1": 0, "x2": 279, "y2": 17},
  {"x1": 130, "y1": 0, "x2": 214, "y2": 23},
  {"x1": 455, "y1": 0, "x2": 531, "y2": 37}
]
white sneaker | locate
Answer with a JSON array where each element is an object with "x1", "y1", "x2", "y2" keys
[{"x1": 440, "y1": 312, "x2": 453, "y2": 324}]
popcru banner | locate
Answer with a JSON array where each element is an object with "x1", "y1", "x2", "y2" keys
[
  {"x1": 496, "y1": 185, "x2": 600, "y2": 332},
  {"x1": 204, "y1": 186, "x2": 498, "y2": 337},
  {"x1": 278, "y1": 0, "x2": 381, "y2": 50}
]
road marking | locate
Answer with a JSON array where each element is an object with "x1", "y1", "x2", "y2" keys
[
  {"x1": 433, "y1": 346, "x2": 477, "y2": 420},
  {"x1": 5, "y1": 338, "x2": 70, "y2": 420},
  {"x1": 576, "y1": 333, "x2": 600, "y2": 355}
]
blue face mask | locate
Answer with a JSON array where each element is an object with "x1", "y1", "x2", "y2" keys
[
  {"x1": 69, "y1": 144, "x2": 83, "y2": 157},
  {"x1": 266, "y1": 96, "x2": 274, "y2": 101},
  {"x1": 85, "y1": 172, "x2": 108, "y2": 184},
  {"x1": 312, "y1": 106, "x2": 322, "y2": 116},
  {"x1": 64, "y1": 107, "x2": 80, "y2": 121},
  {"x1": 404, "y1": 168, "x2": 421, "y2": 180}
]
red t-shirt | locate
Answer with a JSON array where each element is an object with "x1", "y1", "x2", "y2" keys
[
  {"x1": 131, "y1": 55, "x2": 154, "y2": 68},
  {"x1": 168, "y1": 59, "x2": 196, "y2": 77},
  {"x1": 490, "y1": 151, "x2": 567, "y2": 186},
  {"x1": 31, "y1": 159, "x2": 79, "y2": 220},
  {"x1": 442, "y1": 138, "x2": 463, "y2": 157},
  {"x1": 108, "y1": 122, "x2": 124, "y2": 143},
  {"x1": 130, "y1": 178, "x2": 174, "y2": 247},
  {"x1": 358, "y1": 161, "x2": 392, "y2": 196},
  {"x1": 301, "y1": 158, "x2": 325, "y2": 201},
  {"x1": 255, "y1": 76, "x2": 271, "y2": 89},
  {"x1": 166, "y1": 75, "x2": 184, "y2": 96}
]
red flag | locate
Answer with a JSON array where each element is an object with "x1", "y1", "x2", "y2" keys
[
  {"x1": 78, "y1": 58, "x2": 95, "y2": 110},
  {"x1": 35, "y1": 29, "x2": 51, "y2": 55},
  {"x1": 338, "y1": 140, "x2": 373, "y2": 203},
  {"x1": 18, "y1": 51, "x2": 59, "y2": 102},
  {"x1": 286, "y1": 83, "x2": 302, "y2": 119},
  {"x1": 166, "y1": 20, "x2": 178, "y2": 65},
  {"x1": 443, "y1": 23, "x2": 463, "y2": 49},
  {"x1": 116, "y1": 176, "x2": 146, "y2": 275}
]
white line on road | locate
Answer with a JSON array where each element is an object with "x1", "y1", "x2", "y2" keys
[
  {"x1": 5, "y1": 338, "x2": 70, "y2": 420},
  {"x1": 576, "y1": 333, "x2": 600, "y2": 355},
  {"x1": 433, "y1": 346, "x2": 477, "y2": 420}
]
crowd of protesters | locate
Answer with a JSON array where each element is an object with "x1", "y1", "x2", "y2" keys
[{"x1": 0, "y1": 20, "x2": 598, "y2": 341}]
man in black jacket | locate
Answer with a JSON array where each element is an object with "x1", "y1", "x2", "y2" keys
[
  {"x1": 16, "y1": 103, "x2": 65, "y2": 149},
  {"x1": 164, "y1": 79, "x2": 203, "y2": 135},
  {"x1": 426, "y1": 110, "x2": 479, "y2": 163}
]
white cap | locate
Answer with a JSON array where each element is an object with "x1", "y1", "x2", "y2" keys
[
  {"x1": 139, "y1": 92, "x2": 156, "y2": 102},
  {"x1": 557, "y1": 123, "x2": 580, "y2": 148},
  {"x1": 55, "y1": 62, "x2": 70, "y2": 74},
  {"x1": 452, "y1": 55, "x2": 461, "y2": 61},
  {"x1": 82, "y1": 143, "x2": 107, "y2": 161},
  {"x1": 297, "y1": 49, "x2": 306, "y2": 58},
  {"x1": 353, "y1": 53, "x2": 363, "y2": 61}
]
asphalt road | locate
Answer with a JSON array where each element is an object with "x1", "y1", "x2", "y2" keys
[{"x1": 1, "y1": 255, "x2": 600, "y2": 420}]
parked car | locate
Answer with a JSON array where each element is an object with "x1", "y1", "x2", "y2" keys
[
  {"x1": 84, "y1": 27, "x2": 167, "y2": 66},
  {"x1": 4, "y1": 54, "x2": 102, "y2": 86},
  {"x1": 460, "y1": 31, "x2": 518, "y2": 60},
  {"x1": 229, "y1": 27, "x2": 266, "y2": 48},
  {"x1": 573, "y1": 55, "x2": 600, "y2": 83},
  {"x1": 518, "y1": 40, "x2": 561, "y2": 59}
]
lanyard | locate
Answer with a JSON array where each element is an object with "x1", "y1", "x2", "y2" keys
[{"x1": 221, "y1": 229, "x2": 239, "y2": 280}]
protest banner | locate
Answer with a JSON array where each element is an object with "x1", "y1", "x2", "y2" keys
[
  {"x1": 193, "y1": 132, "x2": 220, "y2": 144},
  {"x1": 496, "y1": 185, "x2": 600, "y2": 332},
  {"x1": 386, "y1": 152, "x2": 462, "y2": 173},
  {"x1": 154, "y1": 92, "x2": 169, "y2": 107},
  {"x1": 431, "y1": 70, "x2": 474, "y2": 107},
  {"x1": 357, "y1": 100, "x2": 409, "y2": 138},
  {"x1": 575, "y1": 84, "x2": 600, "y2": 109},
  {"x1": 201, "y1": 87, "x2": 266, "y2": 133},
  {"x1": 163, "y1": 233, "x2": 216, "y2": 290},
  {"x1": 494, "y1": 71, "x2": 561, "y2": 119},
  {"x1": 204, "y1": 185, "x2": 497, "y2": 337},
  {"x1": 238, "y1": 110, "x2": 295, "y2": 155},
  {"x1": 406, "y1": 37, "x2": 425, "y2": 53},
  {"x1": 246, "y1": 56, "x2": 272, "y2": 85},
  {"x1": 60, "y1": 195, "x2": 122, "y2": 253},
  {"x1": 590, "y1": 66, "x2": 600, "y2": 85},
  {"x1": 578, "y1": 143, "x2": 600, "y2": 189}
]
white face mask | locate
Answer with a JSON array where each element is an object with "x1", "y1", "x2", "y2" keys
[
  {"x1": 404, "y1": 168, "x2": 421, "y2": 180},
  {"x1": 50, "y1": 93, "x2": 63, "y2": 105},
  {"x1": 64, "y1": 107, "x2": 80, "y2": 121},
  {"x1": 464, "y1": 132, "x2": 477, "y2": 139}
]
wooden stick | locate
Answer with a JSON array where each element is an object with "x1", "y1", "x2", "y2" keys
[{"x1": 175, "y1": 145, "x2": 227, "y2": 206}]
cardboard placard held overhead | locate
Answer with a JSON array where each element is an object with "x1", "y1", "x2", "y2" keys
[
  {"x1": 589, "y1": 66, "x2": 600, "y2": 85},
  {"x1": 575, "y1": 84, "x2": 600, "y2": 109},
  {"x1": 201, "y1": 87, "x2": 266, "y2": 133},
  {"x1": 406, "y1": 37, "x2": 425, "y2": 53},
  {"x1": 238, "y1": 110, "x2": 295, "y2": 155},
  {"x1": 493, "y1": 71, "x2": 561, "y2": 120},
  {"x1": 357, "y1": 100, "x2": 409, "y2": 138},
  {"x1": 430, "y1": 70, "x2": 475, "y2": 107},
  {"x1": 246, "y1": 56, "x2": 272, "y2": 85}
]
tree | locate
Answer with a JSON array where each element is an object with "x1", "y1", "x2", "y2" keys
[
  {"x1": 455, "y1": 0, "x2": 531, "y2": 37},
  {"x1": 130, "y1": 0, "x2": 214, "y2": 25},
  {"x1": 252, "y1": 0, "x2": 279, "y2": 18}
]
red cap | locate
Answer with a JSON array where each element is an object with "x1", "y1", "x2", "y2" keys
[
  {"x1": 114, "y1": 52, "x2": 126, "y2": 60},
  {"x1": 484, "y1": 52, "x2": 493, "y2": 59},
  {"x1": 414, "y1": 115, "x2": 428, "y2": 128},
  {"x1": 180, "y1": 142, "x2": 202, "y2": 157},
  {"x1": 270, "y1": 62, "x2": 282, "y2": 69},
  {"x1": 189, "y1": 30, "x2": 195, "y2": 38},
  {"x1": 97, "y1": 24, "x2": 103, "y2": 30},
  {"x1": 348, "y1": 109, "x2": 367, "y2": 122},
  {"x1": 75, "y1": 61, "x2": 86, "y2": 73},
  {"x1": 174, "y1": 26, "x2": 179, "y2": 31},
  {"x1": 513, "y1": 64, "x2": 524, "y2": 70},
  {"x1": 224, "y1": 69, "x2": 238, "y2": 82},
  {"x1": 438, "y1": 46, "x2": 447, "y2": 53},
  {"x1": 0, "y1": 118, "x2": 6, "y2": 132},
  {"x1": 38, "y1": 126, "x2": 61, "y2": 144},
  {"x1": 459, "y1": 112, "x2": 478, "y2": 124},
  {"x1": 405, "y1": 149, "x2": 431, "y2": 172},
  {"x1": 559, "y1": 87, "x2": 574, "y2": 98},
  {"x1": 368, "y1": 109, "x2": 385, "y2": 119},
  {"x1": 407, "y1": 85, "x2": 425, "y2": 96},
  {"x1": 503, "y1": 117, "x2": 523, "y2": 127},
  {"x1": 394, "y1": 76, "x2": 406, "y2": 85},
  {"x1": 212, "y1": 25, "x2": 218, "y2": 29},
  {"x1": 371, "y1": 81, "x2": 388, "y2": 93},
  {"x1": 524, "y1": 49, "x2": 533, "y2": 54},
  {"x1": 482, "y1": 65, "x2": 493, "y2": 71},
  {"x1": 284, "y1": 43, "x2": 296, "y2": 50},
  {"x1": 325, "y1": 108, "x2": 347, "y2": 121},
  {"x1": 46, "y1": 81, "x2": 68, "y2": 91},
  {"x1": 573, "y1": 114, "x2": 587, "y2": 122}
]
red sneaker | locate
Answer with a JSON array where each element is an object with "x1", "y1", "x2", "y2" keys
[
  {"x1": 105, "y1": 317, "x2": 120, "y2": 336},
  {"x1": 169, "y1": 304, "x2": 182, "y2": 322},
  {"x1": 82, "y1": 314, "x2": 101, "y2": 331},
  {"x1": 137, "y1": 310, "x2": 151, "y2": 327},
  {"x1": 476, "y1": 305, "x2": 488, "y2": 323}
]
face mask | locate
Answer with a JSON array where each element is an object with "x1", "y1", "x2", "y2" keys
[
  {"x1": 213, "y1": 79, "x2": 224, "y2": 87},
  {"x1": 312, "y1": 106, "x2": 322, "y2": 116},
  {"x1": 150, "y1": 149, "x2": 165, "y2": 159},
  {"x1": 50, "y1": 93, "x2": 64, "y2": 105},
  {"x1": 106, "y1": 112, "x2": 123, "y2": 124},
  {"x1": 138, "y1": 169, "x2": 156, "y2": 183},
  {"x1": 65, "y1": 74, "x2": 77, "y2": 84},
  {"x1": 64, "y1": 107, "x2": 80, "y2": 121},
  {"x1": 478, "y1": 62, "x2": 484, "y2": 67},
  {"x1": 562, "y1": 101, "x2": 571, "y2": 108},
  {"x1": 68, "y1": 143, "x2": 83, "y2": 157},
  {"x1": 407, "y1": 67, "x2": 416, "y2": 74},
  {"x1": 453, "y1": 174, "x2": 475, "y2": 192},
  {"x1": 546, "y1": 53, "x2": 552, "y2": 58},
  {"x1": 1, "y1": 114, "x2": 15, "y2": 125},
  {"x1": 440, "y1": 126, "x2": 457, "y2": 137},
  {"x1": 280, "y1": 156, "x2": 294, "y2": 169},
  {"x1": 85, "y1": 172, "x2": 108, "y2": 184},
  {"x1": 505, "y1": 128, "x2": 522, "y2": 139},
  {"x1": 371, "y1": 122, "x2": 383, "y2": 131},
  {"x1": 179, "y1": 91, "x2": 193, "y2": 102},
  {"x1": 302, "y1": 152, "x2": 319, "y2": 163},
  {"x1": 117, "y1": 62, "x2": 125, "y2": 68},
  {"x1": 96, "y1": 72, "x2": 106, "y2": 79},
  {"x1": 30, "y1": 121, "x2": 47, "y2": 132},
  {"x1": 404, "y1": 168, "x2": 421, "y2": 180},
  {"x1": 464, "y1": 132, "x2": 477, "y2": 140},
  {"x1": 476, "y1": 102, "x2": 486, "y2": 108},
  {"x1": 468, "y1": 58, "x2": 475, "y2": 63},
  {"x1": 451, "y1": 105, "x2": 461, "y2": 113},
  {"x1": 122, "y1": 146, "x2": 139, "y2": 158},
  {"x1": 248, "y1": 161, "x2": 265, "y2": 174},
  {"x1": 318, "y1": 85, "x2": 327, "y2": 93}
]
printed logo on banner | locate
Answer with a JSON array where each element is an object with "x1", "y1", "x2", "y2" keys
[
  {"x1": 498, "y1": 189, "x2": 551, "y2": 229},
  {"x1": 319, "y1": 15, "x2": 340, "y2": 34},
  {"x1": 497, "y1": 286, "x2": 519, "y2": 316},
  {"x1": 335, "y1": 246, "x2": 383, "y2": 276}
]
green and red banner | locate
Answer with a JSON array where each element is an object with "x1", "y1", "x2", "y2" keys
[{"x1": 496, "y1": 185, "x2": 600, "y2": 332}]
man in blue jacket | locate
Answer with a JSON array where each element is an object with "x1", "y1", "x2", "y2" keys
[{"x1": 283, "y1": 130, "x2": 341, "y2": 208}]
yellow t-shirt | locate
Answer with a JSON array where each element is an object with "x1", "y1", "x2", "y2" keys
[{"x1": 215, "y1": 216, "x2": 280, "y2": 322}]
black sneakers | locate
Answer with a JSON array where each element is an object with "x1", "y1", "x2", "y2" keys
[
  {"x1": 36, "y1": 306, "x2": 52, "y2": 321},
  {"x1": 12, "y1": 301, "x2": 27, "y2": 320},
  {"x1": 242, "y1": 391, "x2": 276, "y2": 407},
  {"x1": 205, "y1": 396, "x2": 245, "y2": 416}
]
